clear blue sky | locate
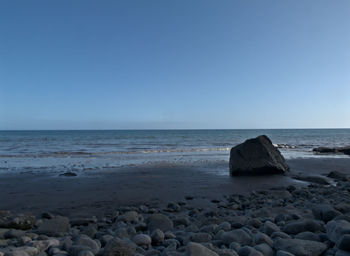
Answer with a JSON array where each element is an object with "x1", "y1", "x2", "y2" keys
[{"x1": 1, "y1": 0, "x2": 349, "y2": 129}]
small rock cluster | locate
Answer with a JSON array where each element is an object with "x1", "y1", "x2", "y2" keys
[{"x1": 1, "y1": 174, "x2": 350, "y2": 256}]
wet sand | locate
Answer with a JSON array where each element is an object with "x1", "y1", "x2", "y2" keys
[{"x1": 0, "y1": 157, "x2": 349, "y2": 218}]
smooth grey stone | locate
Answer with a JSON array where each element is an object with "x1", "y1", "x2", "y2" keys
[
  {"x1": 274, "y1": 238, "x2": 327, "y2": 256},
  {"x1": 186, "y1": 242, "x2": 219, "y2": 256},
  {"x1": 326, "y1": 220, "x2": 350, "y2": 244},
  {"x1": 37, "y1": 216, "x2": 70, "y2": 236},
  {"x1": 102, "y1": 238, "x2": 136, "y2": 256},
  {"x1": 263, "y1": 221, "x2": 280, "y2": 235},
  {"x1": 147, "y1": 214, "x2": 174, "y2": 232},
  {"x1": 283, "y1": 219, "x2": 321, "y2": 235},
  {"x1": 221, "y1": 229, "x2": 252, "y2": 246}
]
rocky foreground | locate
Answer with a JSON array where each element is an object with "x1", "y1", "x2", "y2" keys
[{"x1": 1, "y1": 172, "x2": 350, "y2": 256}]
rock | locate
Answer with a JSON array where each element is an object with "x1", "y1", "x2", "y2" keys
[
  {"x1": 189, "y1": 232, "x2": 212, "y2": 243},
  {"x1": 263, "y1": 221, "x2": 280, "y2": 235},
  {"x1": 336, "y1": 250, "x2": 350, "y2": 256},
  {"x1": 118, "y1": 211, "x2": 142, "y2": 224},
  {"x1": 229, "y1": 135, "x2": 289, "y2": 176},
  {"x1": 151, "y1": 229, "x2": 164, "y2": 245},
  {"x1": 0, "y1": 213, "x2": 36, "y2": 230},
  {"x1": 59, "y1": 172, "x2": 77, "y2": 177},
  {"x1": 77, "y1": 250, "x2": 94, "y2": 256},
  {"x1": 295, "y1": 231, "x2": 320, "y2": 241},
  {"x1": 37, "y1": 216, "x2": 70, "y2": 236},
  {"x1": 237, "y1": 246, "x2": 263, "y2": 256},
  {"x1": 253, "y1": 232, "x2": 273, "y2": 247},
  {"x1": 147, "y1": 214, "x2": 174, "y2": 232},
  {"x1": 254, "y1": 243, "x2": 273, "y2": 256},
  {"x1": 186, "y1": 242, "x2": 219, "y2": 256},
  {"x1": 276, "y1": 251, "x2": 295, "y2": 256},
  {"x1": 326, "y1": 220, "x2": 350, "y2": 244},
  {"x1": 293, "y1": 175, "x2": 330, "y2": 185},
  {"x1": 327, "y1": 171, "x2": 348, "y2": 181},
  {"x1": 132, "y1": 234, "x2": 152, "y2": 249},
  {"x1": 313, "y1": 146, "x2": 350, "y2": 155},
  {"x1": 220, "y1": 229, "x2": 252, "y2": 246},
  {"x1": 102, "y1": 238, "x2": 136, "y2": 256},
  {"x1": 74, "y1": 235, "x2": 100, "y2": 254},
  {"x1": 274, "y1": 238, "x2": 327, "y2": 256},
  {"x1": 312, "y1": 204, "x2": 341, "y2": 222},
  {"x1": 283, "y1": 219, "x2": 321, "y2": 235},
  {"x1": 4, "y1": 229, "x2": 26, "y2": 239},
  {"x1": 337, "y1": 234, "x2": 350, "y2": 251},
  {"x1": 313, "y1": 147, "x2": 338, "y2": 153}
]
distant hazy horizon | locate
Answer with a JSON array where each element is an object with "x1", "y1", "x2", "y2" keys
[{"x1": 1, "y1": 0, "x2": 349, "y2": 130}]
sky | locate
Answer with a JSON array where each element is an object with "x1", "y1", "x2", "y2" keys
[{"x1": 0, "y1": 0, "x2": 349, "y2": 129}]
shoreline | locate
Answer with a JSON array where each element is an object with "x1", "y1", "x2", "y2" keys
[{"x1": 0, "y1": 157, "x2": 349, "y2": 218}]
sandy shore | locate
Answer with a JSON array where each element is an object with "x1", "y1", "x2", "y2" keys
[{"x1": 0, "y1": 157, "x2": 349, "y2": 218}]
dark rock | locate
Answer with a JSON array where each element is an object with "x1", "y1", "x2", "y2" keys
[
  {"x1": 274, "y1": 238, "x2": 327, "y2": 256},
  {"x1": 238, "y1": 246, "x2": 263, "y2": 256},
  {"x1": 186, "y1": 242, "x2": 219, "y2": 256},
  {"x1": 221, "y1": 229, "x2": 252, "y2": 246},
  {"x1": 147, "y1": 214, "x2": 174, "y2": 232},
  {"x1": 327, "y1": 171, "x2": 348, "y2": 181},
  {"x1": 313, "y1": 146, "x2": 350, "y2": 156},
  {"x1": 229, "y1": 135, "x2": 289, "y2": 176},
  {"x1": 263, "y1": 221, "x2": 280, "y2": 235},
  {"x1": 37, "y1": 216, "x2": 70, "y2": 236},
  {"x1": 102, "y1": 238, "x2": 136, "y2": 256},
  {"x1": 254, "y1": 243, "x2": 273, "y2": 256},
  {"x1": 283, "y1": 219, "x2": 322, "y2": 235},
  {"x1": 151, "y1": 229, "x2": 165, "y2": 245},
  {"x1": 189, "y1": 232, "x2": 212, "y2": 243},
  {"x1": 295, "y1": 231, "x2": 320, "y2": 242},
  {"x1": 0, "y1": 213, "x2": 36, "y2": 230},
  {"x1": 312, "y1": 204, "x2": 341, "y2": 222},
  {"x1": 59, "y1": 172, "x2": 77, "y2": 177},
  {"x1": 337, "y1": 234, "x2": 350, "y2": 251},
  {"x1": 326, "y1": 220, "x2": 350, "y2": 244}
]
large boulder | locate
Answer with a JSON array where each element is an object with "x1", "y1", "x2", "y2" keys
[{"x1": 229, "y1": 135, "x2": 289, "y2": 176}]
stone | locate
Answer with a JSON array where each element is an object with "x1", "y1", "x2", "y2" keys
[
  {"x1": 253, "y1": 232, "x2": 273, "y2": 247},
  {"x1": 77, "y1": 250, "x2": 94, "y2": 256},
  {"x1": 313, "y1": 146, "x2": 350, "y2": 155},
  {"x1": 147, "y1": 214, "x2": 174, "y2": 232},
  {"x1": 263, "y1": 221, "x2": 280, "y2": 235},
  {"x1": 337, "y1": 234, "x2": 350, "y2": 251},
  {"x1": 74, "y1": 235, "x2": 100, "y2": 254},
  {"x1": 0, "y1": 214, "x2": 36, "y2": 230},
  {"x1": 283, "y1": 219, "x2": 321, "y2": 235},
  {"x1": 327, "y1": 171, "x2": 348, "y2": 181},
  {"x1": 326, "y1": 220, "x2": 350, "y2": 244},
  {"x1": 118, "y1": 211, "x2": 142, "y2": 224},
  {"x1": 295, "y1": 231, "x2": 320, "y2": 241},
  {"x1": 254, "y1": 243, "x2": 273, "y2": 256},
  {"x1": 102, "y1": 238, "x2": 136, "y2": 256},
  {"x1": 276, "y1": 251, "x2": 295, "y2": 256},
  {"x1": 237, "y1": 246, "x2": 263, "y2": 256},
  {"x1": 220, "y1": 229, "x2": 252, "y2": 246},
  {"x1": 274, "y1": 238, "x2": 327, "y2": 256},
  {"x1": 59, "y1": 172, "x2": 77, "y2": 177},
  {"x1": 229, "y1": 135, "x2": 289, "y2": 176},
  {"x1": 37, "y1": 216, "x2": 70, "y2": 236},
  {"x1": 186, "y1": 242, "x2": 219, "y2": 256},
  {"x1": 132, "y1": 234, "x2": 152, "y2": 249},
  {"x1": 189, "y1": 232, "x2": 212, "y2": 243},
  {"x1": 151, "y1": 229, "x2": 165, "y2": 245},
  {"x1": 312, "y1": 204, "x2": 341, "y2": 222}
]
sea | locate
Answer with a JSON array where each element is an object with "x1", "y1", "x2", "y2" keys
[{"x1": 0, "y1": 129, "x2": 349, "y2": 175}]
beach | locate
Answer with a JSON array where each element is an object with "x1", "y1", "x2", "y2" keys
[
  {"x1": 0, "y1": 157, "x2": 349, "y2": 218},
  {"x1": 1, "y1": 130, "x2": 350, "y2": 255}
]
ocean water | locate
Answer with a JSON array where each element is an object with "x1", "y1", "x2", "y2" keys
[{"x1": 0, "y1": 129, "x2": 349, "y2": 175}]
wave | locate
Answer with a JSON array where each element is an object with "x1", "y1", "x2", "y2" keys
[{"x1": 0, "y1": 147, "x2": 232, "y2": 158}]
